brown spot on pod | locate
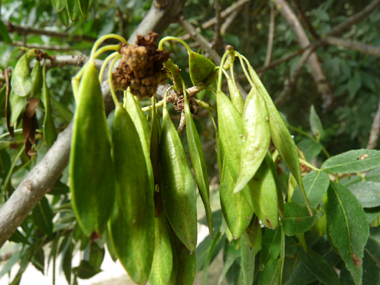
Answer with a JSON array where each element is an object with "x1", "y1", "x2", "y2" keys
[{"x1": 266, "y1": 218, "x2": 273, "y2": 229}]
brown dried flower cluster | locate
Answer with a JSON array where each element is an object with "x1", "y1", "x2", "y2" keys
[
  {"x1": 173, "y1": 95, "x2": 199, "y2": 115},
  {"x1": 112, "y1": 31, "x2": 169, "y2": 99}
]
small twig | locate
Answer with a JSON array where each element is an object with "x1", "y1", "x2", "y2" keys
[
  {"x1": 324, "y1": 36, "x2": 380, "y2": 58},
  {"x1": 274, "y1": 44, "x2": 318, "y2": 106},
  {"x1": 367, "y1": 103, "x2": 380, "y2": 150},
  {"x1": 179, "y1": 0, "x2": 251, "y2": 41},
  {"x1": 10, "y1": 41, "x2": 84, "y2": 51},
  {"x1": 6, "y1": 22, "x2": 97, "y2": 43},
  {"x1": 293, "y1": 0, "x2": 320, "y2": 40},
  {"x1": 211, "y1": 0, "x2": 222, "y2": 49},
  {"x1": 326, "y1": 0, "x2": 380, "y2": 37},
  {"x1": 220, "y1": 5, "x2": 244, "y2": 34},
  {"x1": 264, "y1": 2, "x2": 276, "y2": 67},
  {"x1": 177, "y1": 112, "x2": 186, "y2": 134}
]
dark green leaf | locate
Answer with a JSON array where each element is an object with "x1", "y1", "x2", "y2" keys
[
  {"x1": 340, "y1": 176, "x2": 362, "y2": 187},
  {"x1": 0, "y1": 149, "x2": 11, "y2": 179},
  {"x1": 326, "y1": 182, "x2": 369, "y2": 285},
  {"x1": 73, "y1": 260, "x2": 101, "y2": 279},
  {"x1": 49, "y1": 180, "x2": 69, "y2": 195},
  {"x1": 348, "y1": 181, "x2": 380, "y2": 208},
  {"x1": 283, "y1": 202, "x2": 323, "y2": 236},
  {"x1": 32, "y1": 196, "x2": 54, "y2": 237},
  {"x1": 62, "y1": 241, "x2": 74, "y2": 284},
  {"x1": 292, "y1": 171, "x2": 330, "y2": 208},
  {"x1": 297, "y1": 139, "x2": 323, "y2": 162},
  {"x1": 58, "y1": 8, "x2": 70, "y2": 26},
  {"x1": 238, "y1": 234, "x2": 256, "y2": 285},
  {"x1": 365, "y1": 207, "x2": 380, "y2": 223},
  {"x1": 217, "y1": 255, "x2": 238, "y2": 285},
  {"x1": 9, "y1": 229, "x2": 30, "y2": 245},
  {"x1": 88, "y1": 242, "x2": 105, "y2": 270},
  {"x1": 365, "y1": 227, "x2": 380, "y2": 265},
  {"x1": 9, "y1": 90, "x2": 27, "y2": 127},
  {"x1": 0, "y1": 20, "x2": 12, "y2": 43},
  {"x1": 347, "y1": 71, "x2": 361, "y2": 99},
  {"x1": 309, "y1": 105, "x2": 323, "y2": 141},
  {"x1": 42, "y1": 64, "x2": 57, "y2": 147},
  {"x1": 363, "y1": 249, "x2": 380, "y2": 285},
  {"x1": 260, "y1": 227, "x2": 281, "y2": 266},
  {"x1": 78, "y1": 0, "x2": 89, "y2": 17},
  {"x1": 66, "y1": 0, "x2": 81, "y2": 21},
  {"x1": 51, "y1": 0, "x2": 66, "y2": 12},
  {"x1": 284, "y1": 260, "x2": 316, "y2": 285},
  {"x1": 196, "y1": 230, "x2": 225, "y2": 272},
  {"x1": 299, "y1": 247, "x2": 339, "y2": 285},
  {"x1": 31, "y1": 247, "x2": 45, "y2": 274},
  {"x1": 322, "y1": 149, "x2": 380, "y2": 173},
  {"x1": 258, "y1": 258, "x2": 282, "y2": 285}
]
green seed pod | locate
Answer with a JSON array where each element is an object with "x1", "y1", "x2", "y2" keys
[
  {"x1": 189, "y1": 51, "x2": 216, "y2": 86},
  {"x1": 9, "y1": 90, "x2": 27, "y2": 127},
  {"x1": 170, "y1": 227, "x2": 196, "y2": 285},
  {"x1": 220, "y1": 160, "x2": 254, "y2": 239},
  {"x1": 234, "y1": 86, "x2": 270, "y2": 193},
  {"x1": 124, "y1": 89, "x2": 154, "y2": 195},
  {"x1": 30, "y1": 60, "x2": 43, "y2": 99},
  {"x1": 70, "y1": 61, "x2": 115, "y2": 236},
  {"x1": 149, "y1": 212, "x2": 174, "y2": 285},
  {"x1": 160, "y1": 99, "x2": 197, "y2": 253},
  {"x1": 42, "y1": 64, "x2": 57, "y2": 147},
  {"x1": 248, "y1": 159, "x2": 279, "y2": 229},
  {"x1": 183, "y1": 88, "x2": 213, "y2": 238},
  {"x1": 244, "y1": 215, "x2": 262, "y2": 250},
  {"x1": 247, "y1": 65, "x2": 312, "y2": 215},
  {"x1": 11, "y1": 53, "x2": 33, "y2": 97},
  {"x1": 109, "y1": 104, "x2": 155, "y2": 284},
  {"x1": 226, "y1": 77, "x2": 244, "y2": 115}
]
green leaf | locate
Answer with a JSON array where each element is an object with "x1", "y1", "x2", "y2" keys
[
  {"x1": 292, "y1": 171, "x2": 330, "y2": 208},
  {"x1": 260, "y1": 227, "x2": 281, "y2": 266},
  {"x1": 348, "y1": 181, "x2": 380, "y2": 208},
  {"x1": 11, "y1": 53, "x2": 34, "y2": 97},
  {"x1": 237, "y1": 234, "x2": 257, "y2": 285},
  {"x1": 51, "y1": 0, "x2": 67, "y2": 12},
  {"x1": 258, "y1": 258, "x2": 282, "y2": 285},
  {"x1": 297, "y1": 139, "x2": 323, "y2": 162},
  {"x1": 309, "y1": 105, "x2": 323, "y2": 141},
  {"x1": 9, "y1": 90, "x2": 27, "y2": 127},
  {"x1": 282, "y1": 202, "x2": 323, "y2": 236},
  {"x1": 196, "y1": 230, "x2": 224, "y2": 272},
  {"x1": 0, "y1": 251, "x2": 21, "y2": 278},
  {"x1": 365, "y1": 227, "x2": 380, "y2": 264},
  {"x1": 49, "y1": 179, "x2": 69, "y2": 195},
  {"x1": 32, "y1": 196, "x2": 54, "y2": 237},
  {"x1": 365, "y1": 207, "x2": 380, "y2": 223},
  {"x1": 0, "y1": 149, "x2": 11, "y2": 179},
  {"x1": 66, "y1": 0, "x2": 81, "y2": 21},
  {"x1": 326, "y1": 182, "x2": 370, "y2": 285},
  {"x1": 78, "y1": 0, "x2": 89, "y2": 17},
  {"x1": 362, "y1": 249, "x2": 380, "y2": 285},
  {"x1": 9, "y1": 229, "x2": 31, "y2": 244},
  {"x1": 198, "y1": 209, "x2": 223, "y2": 233},
  {"x1": 0, "y1": 20, "x2": 12, "y2": 43},
  {"x1": 88, "y1": 242, "x2": 105, "y2": 270},
  {"x1": 284, "y1": 261, "x2": 316, "y2": 285},
  {"x1": 62, "y1": 241, "x2": 74, "y2": 284},
  {"x1": 217, "y1": 255, "x2": 237, "y2": 285},
  {"x1": 58, "y1": 8, "x2": 70, "y2": 26},
  {"x1": 73, "y1": 260, "x2": 101, "y2": 279},
  {"x1": 299, "y1": 247, "x2": 339, "y2": 285},
  {"x1": 42, "y1": 64, "x2": 57, "y2": 147},
  {"x1": 340, "y1": 176, "x2": 362, "y2": 187},
  {"x1": 31, "y1": 247, "x2": 45, "y2": 274},
  {"x1": 322, "y1": 149, "x2": 380, "y2": 173},
  {"x1": 50, "y1": 95, "x2": 73, "y2": 123},
  {"x1": 347, "y1": 71, "x2": 361, "y2": 99}
]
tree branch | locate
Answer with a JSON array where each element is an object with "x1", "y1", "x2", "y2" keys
[
  {"x1": 220, "y1": 4, "x2": 245, "y2": 34},
  {"x1": 264, "y1": 2, "x2": 276, "y2": 67},
  {"x1": 6, "y1": 22, "x2": 97, "y2": 43},
  {"x1": 324, "y1": 36, "x2": 380, "y2": 58},
  {"x1": 10, "y1": 41, "x2": 84, "y2": 51},
  {"x1": 293, "y1": 0, "x2": 320, "y2": 40},
  {"x1": 367, "y1": 103, "x2": 380, "y2": 150},
  {"x1": 0, "y1": 0, "x2": 187, "y2": 249},
  {"x1": 211, "y1": 0, "x2": 222, "y2": 49},
  {"x1": 326, "y1": 0, "x2": 380, "y2": 37},
  {"x1": 179, "y1": 0, "x2": 251, "y2": 41},
  {"x1": 273, "y1": 0, "x2": 334, "y2": 108}
]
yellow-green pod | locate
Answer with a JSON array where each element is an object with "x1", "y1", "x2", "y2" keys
[
  {"x1": 183, "y1": 88, "x2": 213, "y2": 238},
  {"x1": 220, "y1": 161, "x2": 254, "y2": 239},
  {"x1": 70, "y1": 60, "x2": 115, "y2": 236},
  {"x1": 189, "y1": 51, "x2": 216, "y2": 86},
  {"x1": 149, "y1": 212, "x2": 173, "y2": 285},
  {"x1": 247, "y1": 65, "x2": 312, "y2": 215},
  {"x1": 160, "y1": 98, "x2": 197, "y2": 253},
  {"x1": 30, "y1": 60, "x2": 43, "y2": 99},
  {"x1": 234, "y1": 86, "x2": 270, "y2": 193},
  {"x1": 42, "y1": 64, "x2": 57, "y2": 147},
  {"x1": 244, "y1": 215, "x2": 262, "y2": 250},
  {"x1": 226, "y1": 77, "x2": 244, "y2": 115},
  {"x1": 124, "y1": 89, "x2": 154, "y2": 194},
  {"x1": 11, "y1": 53, "x2": 33, "y2": 97},
  {"x1": 108, "y1": 105, "x2": 154, "y2": 284},
  {"x1": 248, "y1": 159, "x2": 279, "y2": 229}
]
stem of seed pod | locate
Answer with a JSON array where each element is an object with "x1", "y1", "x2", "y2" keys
[
  {"x1": 142, "y1": 99, "x2": 165, "y2": 112},
  {"x1": 108, "y1": 55, "x2": 122, "y2": 106},
  {"x1": 99, "y1": 52, "x2": 119, "y2": 82},
  {"x1": 90, "y1": 34, "x2": 128, "y2": 60},
  {"x1": 158, "y1": 36, "x2": 192, "y2": 53},
  {"x1": 195, "y1": 99, "x2": 216, "y2": 112},
  {"x1": 298, "y1": 158, "x2": 320, "y2": 172},
  {"x1": 217, "y1": 50, "x2": 231, "y2": 92},
  {"x1": 94, "y1": 44, "x2": 121, "y2": 59},
  {"x1": 235, "y1": 52, "x2": 254, "y2": 87}
]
